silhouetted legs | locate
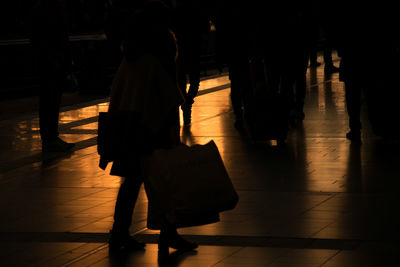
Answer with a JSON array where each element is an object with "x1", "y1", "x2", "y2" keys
[
  {"x1": 344, "y1": 78, "x2": 377, "y2": 141},
  {"x1": 228, "y1": 54, "x2": 256, "y2": 131},
  {"x1": 309, "y1": 49, "x2": 321, "y2": 67},
  {"x1": 39, "y1": 76, "x2": 63, "y2": 143},
  {"x1": 323, "y1": 47, "x2": 340, "y2": 74},
  {"x1": 344, "y1": 80, "x2": 362, "y2": 140},
  {"x1": 30, "y1": 0, "x2": 75, "y2": 152},
  {"x1": 110, "y1": 173, "x2": 145, "y2": 251},
  {"x1": 112, "y1": 176, "x2": 143, "y2": 234},
  {"x1": 177, "y1": 33, "x2": 202, "y2": 126},
  {"x1": 228, "y1": 60, "x2": 248, "y2": 130},
  {"x1": 281, "y1": 50, "x2": 309, "y2": 122},
  {"x1": 309, "y1": 47, "x2": 339, "y2": 74},
  {"x1": 38, "y1": 69, "x2": 75, "y2": 152}
]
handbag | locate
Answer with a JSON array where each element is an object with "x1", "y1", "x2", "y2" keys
[
  {"x1": 97, "y1": 111, "x2": 148, "y2": 162},
  {"x1": 142, "y1": 140, "x2": 239, "y2": 229}
]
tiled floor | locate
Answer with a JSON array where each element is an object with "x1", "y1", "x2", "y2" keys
[{"x1": 1, "y1": 56, "x2": 400, "y2": 266}]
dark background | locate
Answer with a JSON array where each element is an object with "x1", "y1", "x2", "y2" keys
[{"x1": 0, "y1": 0, "x2": 219, "y2": 99}]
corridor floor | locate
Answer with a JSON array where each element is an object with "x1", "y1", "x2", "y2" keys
[{"x1": 1, "y1": 58, "x2": 400, "y2": 266}]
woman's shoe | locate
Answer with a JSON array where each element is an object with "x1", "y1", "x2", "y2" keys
[
  {"x1": 158, "y1": 230, "x2": 198, "y2": 252},
  {"x1": 168, "y1": 234, "x2": 198, "y2": 251},
  {"x1": 42, "y1": 137, "x2": 75, "y2": 152}
]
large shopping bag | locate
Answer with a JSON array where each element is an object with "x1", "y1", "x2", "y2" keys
[{"x1": 142, "y1": 140, "x2": 239, "y2": 229}]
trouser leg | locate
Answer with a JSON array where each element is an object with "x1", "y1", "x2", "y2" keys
[
  {"x1": 39, "y1": 77, "x2": 63, "y2": 142},
  {"x1": 185, "y1": 34, "x2": 202, "y2": 101},
  {"x1": 229, "y1": 64, "x2": 244, "y2": 122},
  {"x1": 345, "y1": 80, "x2": 362, "y2": 131},
  {"x1": 112, "y1": 176, "x2": 143, "y2": 235},
  {"x1": 309, "y1": 50, "x2": 318, "y2": 65},
  {"x1": 323, "y1": 46, "x2": 333, "y2": 66},
  {"x1": 295, "y1": 52, "x2": 309, "y2": 111},
  {"x1": 177, "y1": 50, "x2": 188, "y2": 99}
]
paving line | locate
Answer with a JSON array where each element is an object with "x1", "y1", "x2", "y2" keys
[
  {"x1": 60, "y1": 244, "x2": 109, "y2": 267},
  {"x1": 59, "y1": 229, "x2": 147, "y2": 267}
]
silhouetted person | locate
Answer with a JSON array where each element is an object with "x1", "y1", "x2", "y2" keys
[
  {"x1": 338, "y1": 2, "x2": 393, "y2": 142},
  {"x1": 101, "y1": 0, "x2": 198, "y2": 255},
  {"x1": 169, "y1": 0, "x2": 210, "y2": 125},
  {"x1": 215, "y1": 0, "x2": 255, "y2": 130},
  {"x1": 29, "y1": 0, "x2": 75, "y2": 152},
  {"x1": 308, "y1": 0, "x2": 340, "y2": 74},
  {"x1": 250, "y1": 1, "x2": 306, "y2": 127},
  {"x1": 274, "y1": 2, "x2": 314, "y2": 123}
]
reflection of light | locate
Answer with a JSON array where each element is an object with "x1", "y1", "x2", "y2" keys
[
  {"x1": 318, "y1": 85, "x2": 326, "y2": 113},
  {"x1": 209, "y1": 20, "x2": 216, "y2": 31},
  {"x1": 58, "y1": 134, "x2": 96, "y2": 143},
  {"x1": 181, "y1": 89, "x2": 230, "y2": 138},
  {"x1": 305, "y1": 78, "x2": 350, "y2": 191},
  {"x1": 330, "y1": 81, "x2": 346, "y2": 115},
  {"x1": 305, "y1": 138, "x2": 349, "y2": 191},
  {"x1": 59, "y1": 102, "x2": 109, "y2": 124},
  {"x1": 199, "y1": 76, "x2": 230, "y2": 91},
  {"x1": 71, "y1": 122, "x2": 98, "y2": 130}
]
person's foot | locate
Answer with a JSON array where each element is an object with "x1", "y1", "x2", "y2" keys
[
  {"x1": 168, "y1": 235, "x2": 198, "y2": 251},
  {"x1": 346, "y1": 130, "x2": 361, "y2": 142},
  {"x1": 324, "y1": 65, "x2": 340, "y2": 74},
  {"x1": 309, "y1": 61, "x2": 321, "y2": 67},
  {"x1": 158, "y1": 230, "x2": 198, "y2": 253},
  {"x1": 42, "y1": 137, "x2": 75, "y2": 152},
  {"x1": 109, "y1": 231, "x2": 146, "y2": 252}
]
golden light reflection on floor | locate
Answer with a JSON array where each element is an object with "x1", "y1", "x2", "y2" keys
[
  {"x1": 2, "y1": 51, "x2": 398, "y2": 265},
  {"x1": 199, "y1": 75, "x2": 230, "y2": 91},
  {"x1": 59, "y1": 103, "x2": 109, "y2": 123},
  {"x1": 71, "y1": 122, "x2": 98, "y2": 130}
]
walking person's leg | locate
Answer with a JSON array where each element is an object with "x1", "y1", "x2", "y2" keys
[
  {"x1": 323, "y1": 46, "x2": 339, "y2": 74},
  {"x1": 39, "y1": 77, "x2": 63, "y2": 144},
  {"x1": 345, "y1": 80, "x2": 362, "y2": 141},
  {"x1": 229, "y1": 63, "x2": 245, "y2": 130},
  {"x1": 294, "y1": 51, "x2": 310, "y2": 120},
  {"x1": 39, "y1": 72, "x2": 75, "y2": 152},
  {"x1": 109, "y1": 174, "x2": 145, "y2": 251}
]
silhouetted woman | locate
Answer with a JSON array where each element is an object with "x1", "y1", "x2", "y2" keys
[{"x1": 102, "y1": 0, "x2": 198, "y2": 254}]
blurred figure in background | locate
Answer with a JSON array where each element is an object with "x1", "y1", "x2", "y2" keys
[
  {"x1": 338, "y1": 1, "x2": 395, "y2": 142},
  {"x1": 29, "y1": 0, "x2": 75, "y2": 152},
  {"x1": 308, "y1": 0, "x2": 340, "y2": 74},
  {"x1": 277, "y1": 1, "x2": 314, "y2": 123},
  {"x1": 215, "y1": 0, "x2": 255, "y2": 131},
  {"x1": 169, "y1": 0, "x2": 211, "y2": 125}
]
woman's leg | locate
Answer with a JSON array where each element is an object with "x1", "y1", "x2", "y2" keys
[
  {"x1": 345, "y1": 80, "x2": 362, "y2": 141},
  {"x1": 109, "y1": 175, "x2": 145, "y2": 251}
]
